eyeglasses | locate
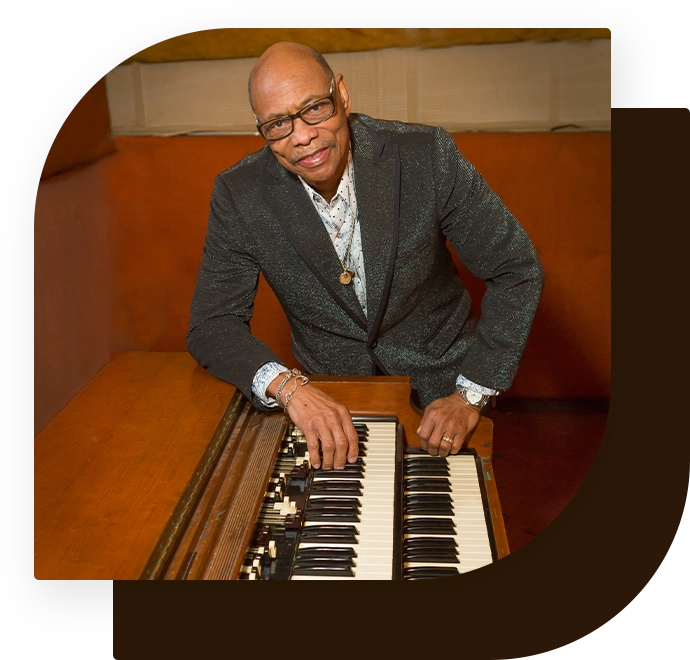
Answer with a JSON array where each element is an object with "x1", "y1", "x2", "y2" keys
[{"x1": 256, "y1": 78, "x2": 336, "y2": 141}]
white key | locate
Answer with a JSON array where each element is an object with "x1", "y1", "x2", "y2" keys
[{"x1": 293, "y1": 421, "x2": 398, "y2": 580}]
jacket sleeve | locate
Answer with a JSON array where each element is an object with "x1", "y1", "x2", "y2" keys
[
  {"x1": 186, "y1": 173, "x2": 282, "y2": 410},
  {"x1": 431, "y1": 127, "x2": 545, "y2": 391}
]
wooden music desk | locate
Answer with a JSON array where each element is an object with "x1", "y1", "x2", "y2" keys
[{"x1": 34, "y1": 352, "x2": 505, "y2": 580}]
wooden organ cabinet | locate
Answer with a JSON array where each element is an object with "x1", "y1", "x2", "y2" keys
[{"x1": 34, "y1": 353, "x2": 509, "y2": 580}]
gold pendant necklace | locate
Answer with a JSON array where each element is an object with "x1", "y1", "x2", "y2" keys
[
  {"x1": 335, "y1": 155, "x2": 358, "y2": 286},
  {"x1": 338, "y1": 205, "x2": 358, "y2": 286}
]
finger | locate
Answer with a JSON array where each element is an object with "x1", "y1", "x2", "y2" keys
[
  {"x1": 426, "y1": 423, "x2": 445, "y2": 457},
  {"x1": 304, "y1": 431, "x2": 321, "y2": 470},
  {"x1": 318, "y1": 427, "x2": 336, "y2": 470},
  {"x1": 333, "y1": 438, "x2": 349, "y2": 470},
  {"x1": 334, "y1": 406, "x2": 359, "y2": 464},
  {"x1": 448, "y1": 433, "x2": 463, "y2": 455},
  {"x1": 329, "y1": 423, "x2": 351, "y2": 470},
  {"x1": 416, "y1": 415, "x2": 435, "y2": 452},
  {"x1": 439, "y1": 433, "x2": 456, "y2": 457},
  {"x1": 437, "y1": 431, "x2": 454, "y2": 458}
]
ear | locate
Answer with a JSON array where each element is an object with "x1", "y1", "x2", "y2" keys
[{"x1": 335, "y1": 73, "x2": 352, "y2": 117}]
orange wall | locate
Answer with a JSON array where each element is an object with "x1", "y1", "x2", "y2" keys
[
  {"x1": 35, "y1": 159, "x2": 113, "y2": 431},
  {"x1": 35, "y1": 77, "x2": 115, "y2": 432}
]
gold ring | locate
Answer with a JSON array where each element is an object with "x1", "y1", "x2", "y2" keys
[{"x1": 442, "y1": 436, "x2": 453, "y2": 444}]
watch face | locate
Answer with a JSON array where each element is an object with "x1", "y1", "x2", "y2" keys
[{"x1": 465, "y1": 389, "x2": 484, "y2": 405}]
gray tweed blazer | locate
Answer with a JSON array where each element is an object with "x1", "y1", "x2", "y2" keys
[{"x1": 187, "y1": 114, "x2": 544, "y2": 410}]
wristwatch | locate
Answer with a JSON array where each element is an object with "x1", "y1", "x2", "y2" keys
[{"x1": 456, "y1": 386, "x2": 491, "y2": 409}]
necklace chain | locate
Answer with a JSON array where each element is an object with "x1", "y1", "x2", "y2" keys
[{"x1": 336, "y1": 157, "x2": 357, "y2": 285}]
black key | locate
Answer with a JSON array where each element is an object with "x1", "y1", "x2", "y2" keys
[
  {"x1": 404, "y1": 552, "x2": 459, "y2": 563},
  {"x1": 306, "y1": 502, "x2": 360, "y2": 513},
  {"x1": 304, "y1": 510, "x2": 360, "y2": 522},
  {"x1": 298, "y1": 534, "x2": 357, "y2": 545},
  {"x1": 405, "y1": 494, "x2": 453, "y2": 504},
  {"x1": 404, "y1": 549, "x2": 459, "y2": 560},
  {"x1": 344, "y1": 459, "x2": 366, "y2": 469},
  {"x1": 404, "y1": 479, "x2": 451, "y2": 493},
  {"x1": 405, "y1": 457, "x2": 449, "y2": 466},
  {"x1": 403, "y1": 566, "x2": 460, "y2": 579},
  {"x1": 404, "y1": 536, "x2": 458, "y2": 547},
  {"x1": 404, "y1": 503, "x2": 454, "y2": 515},
  {"x1": 311, "y1": 478, "x2": 363, "y2": 488},
  {"x1": 310, "y1": 482, "x2": 363, "y2": 496},
  {"x1": 300, "y1": 525, "x2": 359, "y2": 544},
  {"x1": 313, "y1": 469, "x2": 364, "y2": 480},
  {"x1": 404, "y1": 524, "x2": 456, "y2": 534},
  {"x1": 293, "y1": 557, "x2": 355, "y2": 568},
  {"x1": 404, "y1": 550, "x2": 459, "y2": 562},
  {"x1": 307, "y1": 497, "x2": 361, "y2": 508},
  {"x1": 405, "y1": 456, "x2": 448, "y2": 466},
  {"x1": 292, "y1": 565, "x2": 355, "y2": 577},
  {"x1": 295, "y1": 547, "x2": 357, "y2": 559},
  {"x1": 404, "y1": 525, "x2": 456, "y2": 536},
  {"x1": 405, "y1": 466, "x2": 450, "y2": 476}
]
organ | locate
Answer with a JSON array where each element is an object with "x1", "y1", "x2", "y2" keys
[{"x1": 34, "y1": 353, "x2": 508, "y2": 580}]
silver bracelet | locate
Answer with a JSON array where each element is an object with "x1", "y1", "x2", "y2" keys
[
  {"x1": 283, "y1": 371, "x2": 309, "y2": 411},
  {"x1": 274, "y1": 371, "x2": 294, "y2": 409}
]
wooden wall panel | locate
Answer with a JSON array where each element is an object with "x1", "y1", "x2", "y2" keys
[{"x1": 35, "y1": 160, "x2": 113, "y2": 432}]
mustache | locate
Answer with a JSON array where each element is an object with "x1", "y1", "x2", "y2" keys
[{"x1": 290, "y1": 140, "x2": 336, "y2": 166}]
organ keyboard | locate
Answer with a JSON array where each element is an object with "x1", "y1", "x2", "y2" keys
[
  {"x1": 235, "y1": 418, "x2": 497, "y2": 580},
  {"x1": 142, "y1": 376, "x2": 508, "y2": 580}
]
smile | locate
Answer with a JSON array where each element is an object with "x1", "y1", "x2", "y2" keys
[{"x1": 295, "y1": 147, "x2": 330, "y2": 168}]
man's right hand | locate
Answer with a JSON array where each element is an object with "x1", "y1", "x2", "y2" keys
[{"x1": 267, "y1": 374, "x2": 359, "y2": 470}]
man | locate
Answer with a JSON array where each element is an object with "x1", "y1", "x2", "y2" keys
[{"x1": 187, "y1": 42, "x2": 544, "y2": 471}]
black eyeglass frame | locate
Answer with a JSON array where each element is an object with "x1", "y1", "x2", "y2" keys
[{"x1": 255, "y1": 77, "x2": 337, "y2": 141}]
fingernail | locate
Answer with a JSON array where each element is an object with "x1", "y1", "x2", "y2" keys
[
  {"x1": 348, "y1": 457, "x2": 357, "y2": 463},
  {"x1": 416, "y1": 427, "x2": 421, "y2": 434},
  {"x1": 313, "y1": 462, "x2": 320, "y2": 469}
]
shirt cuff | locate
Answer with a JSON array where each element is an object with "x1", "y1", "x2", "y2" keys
[
  {"x1": 252, "y1": 362, "x2": 289, "y2": 408},
  {"x1": 456, "y1": 374, "x2": 500, "y2": 397}
]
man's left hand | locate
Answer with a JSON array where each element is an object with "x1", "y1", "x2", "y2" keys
[{"x1": 417, "y1": 392, "x2": 482, "y2": 456}]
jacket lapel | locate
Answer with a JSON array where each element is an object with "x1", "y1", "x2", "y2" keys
[
  {"x1": 258, "y1": 116, "x2": 401, "y2": 340},
  {"x1": 349, "y1": 118, "x2": 401, "y2": 345}
]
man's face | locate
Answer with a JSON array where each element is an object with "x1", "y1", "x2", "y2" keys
[{"x1": 251, "y1": 62, "x2": 352, "y2": 198}]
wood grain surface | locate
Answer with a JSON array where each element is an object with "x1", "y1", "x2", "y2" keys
[{"x1": 34, "y1": 352, "x2": 236, "y2": 579}]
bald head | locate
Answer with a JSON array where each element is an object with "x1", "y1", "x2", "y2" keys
[{"x1": 248, "y1": 42, "x2": 334, "y2": 111}]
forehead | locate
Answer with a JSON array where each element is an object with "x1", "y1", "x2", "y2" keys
[{"x1": 252, "y1": 59, "x2": 331, "y2": 119}]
